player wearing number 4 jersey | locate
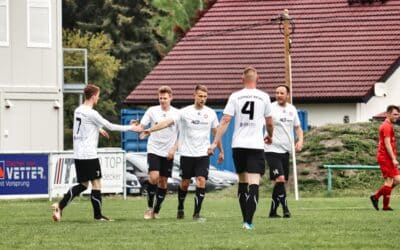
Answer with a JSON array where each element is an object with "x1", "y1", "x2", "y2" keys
[
  {"x1": 209, "y1": 66, "x2": 273, "y2": 230},
  {"x1": 51, "y1": 84, "x2": 141, "y2": 222}
]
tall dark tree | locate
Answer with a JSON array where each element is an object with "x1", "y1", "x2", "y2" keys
[
  {"x1": 62, "y1": 0, "x2": 215, "y2": 147},
  {"x1": 63, "y1": 0, "x2": 165, "y2": 109}
]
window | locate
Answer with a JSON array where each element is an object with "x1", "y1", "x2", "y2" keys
[
  {"x1": 27, "y1": 0, "x2": 51, "y2": 47},
  {"x1": 0, "y1": 0, "x2": 9, "y2": 46}
]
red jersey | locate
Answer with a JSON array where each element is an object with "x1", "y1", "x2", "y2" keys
[{"x1": 377, "y1": 120, "x2": 396, "y2": 161}]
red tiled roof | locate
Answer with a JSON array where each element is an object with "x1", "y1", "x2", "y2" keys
[
  {"x1": 125, "y1": 0, "x2": 400, "y2": 105},
  {"x1": 373, "y1": 112, "x2": 386, "y2": 119}
]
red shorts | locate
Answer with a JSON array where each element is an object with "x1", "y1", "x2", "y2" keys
[{"x1": 378, "y1": 158, "x2": 399, "y2": 178}]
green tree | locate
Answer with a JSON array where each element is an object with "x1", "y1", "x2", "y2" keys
[
  {"x1": 63, "y1": 29, "x2": 121, "y2": 149},
  {"x1": 63, "y1": 0, "x2": 165, "y2": 108},
  {"x1": 61, "y1": 0, "x2": 215, "y2": 149},
  {"x1": 150, "y1": 0, "x2": 217, "y2": 50}
]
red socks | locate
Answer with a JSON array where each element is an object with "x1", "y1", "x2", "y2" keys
[
  {"x1": 374, "y1": 185, "x2": 386, "y2": 200},
  {"x1": 382, "y1": 185, "x2": 392, "y2": 209},
  {"x1": 375, "y1": 184, "x2": 396, "y2": 209}
]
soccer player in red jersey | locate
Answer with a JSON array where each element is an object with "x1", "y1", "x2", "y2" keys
[{"x1": 370, "y1": 105, "x2": 400, "y2": 211}]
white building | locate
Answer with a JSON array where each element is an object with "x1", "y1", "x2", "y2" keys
[{"x1": 0, "y1": 0, "x2": 63, "y2": 151}]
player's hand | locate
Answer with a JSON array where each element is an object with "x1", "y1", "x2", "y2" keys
[
  {"x1": 130, "y1": 124, "x2": 143, "y2": 133},
  {"x1": 207, "y1": 143, "x2": 217, "y2": 156},
  {"x1": 264, "y1": 135, "x2": 272, "y2": 145},
  {"x1": 99, "y1": 128, "x2": 110, "y2": 139},
  {"x1": 139, "y1": 130, "x2": 150, "y2": 140},
  {"x1": 295, "y1": 140, "x2": 303, "y2": 152},
  {"x1": 167, "y1": 149, "x2": 175, "y2": 160},
  {"x1": 393, "y1": 159, "x2": 399, "y2": 166},
  {"x1": 130, "y1": 119, "x2": 139, "y2": 125},
  {"x1": 218, "y1": 152, "x2": 224, "y2": 164}
]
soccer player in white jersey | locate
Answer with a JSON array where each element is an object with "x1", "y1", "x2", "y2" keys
[
  {"x1": 141, "y1": 85, "x2": 224, "y2": 221},
  {"x1": 139, "y1": 86, "x2": 179, "y2": 219},
  {"x1": 209, "y1": 66, "x2": 273, "y2": 230},
  {"x1": 265, "y1": 85, "x2": 303, "y2": 219},
  {"x1": 51, "y1": 84, "x2": 140, "y2": 222}
]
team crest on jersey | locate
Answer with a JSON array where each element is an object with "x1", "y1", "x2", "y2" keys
[{"x1": 203, "y1": 114, "x2": 208, "y2": 119}]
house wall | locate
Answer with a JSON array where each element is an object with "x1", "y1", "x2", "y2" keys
[
  {"x1": 358, "y1": 67, "x2": 400, "y2": 121},
  {"x1": 296, "y1": 103, "x2": 357, "y2": 127},
  {"x1": 0, "y1": 0, "x2": 63, "y2": 152},
  {"x1": 295, "y1": 67, "x2": 400, "y2": 127}
]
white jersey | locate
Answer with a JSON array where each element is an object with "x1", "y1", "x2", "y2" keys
[
  {"x1": 224, "y1": 88, "x2": 272, "y2": 149},
  {"x1": 264, "y1": 102, "x2": 300, "y2": 153},
  {"x1": 140, "y1": 105, "x2": 179, "y2": 157},
  {"x1": 73, "y1": 105, "x2": 131, "y2": 159},
  {"x1": 174, "y1": 105, "x2": 219, "y2": 157}
]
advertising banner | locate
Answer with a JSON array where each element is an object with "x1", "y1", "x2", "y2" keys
[
  {"x1": 49, "y1": 149, "x2": 125, "y2": 199},
  {"x1": 0, "y1": 154, "x2": 48, "y2": 196}
]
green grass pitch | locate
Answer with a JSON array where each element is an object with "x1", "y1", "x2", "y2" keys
[{"x1": 0, "y1": 191, "x2": 398, "y2": 249}]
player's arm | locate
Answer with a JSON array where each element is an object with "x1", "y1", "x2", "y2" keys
[
  {"x1": 140, "y1": 118, "x2": 175, "y2": 139},
  {"x1": 92, "y1": 111, "x2": 142, "y2": 132},
  {"x1": 167, "y1": 140, "x2": 179, "y2": 160},
  {"x1": 208, "y1": 115, "x2": 231, "y2": 154},
  {"x1": 294, "y1": 125, "x2": 304, "y2": 152},
  {"x1": 211, "y1": 127, "x2": 224, "y2": 163},
  {"x1": 384, "y1": 137, "x2": 398, "y2": 165},
  {"x1": 264, "y1": 116, "x2": 273, "y2": 144}
]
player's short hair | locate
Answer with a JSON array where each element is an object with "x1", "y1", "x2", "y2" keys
[
  {"x1": 243, "y1": 66, "x2": 258, "y2": 82},
  {"x1": 158, "y1": 86, "x2": 173, "y2": 95},
  {"x1": 243, "y1": 66, "x2": 257, "y2": 75},
  {"x1": 276, "y1": 84, "x2": 290, "y2": 94},
  {"x1": 84, "y1": 84, "x2": 100, "y2": 100},
  {"x1": 386, "y1": 105, "x2": 400, "y2": 113},
  {"x1": 195, "y1": 84, "x2": 208, "y2": 93}
]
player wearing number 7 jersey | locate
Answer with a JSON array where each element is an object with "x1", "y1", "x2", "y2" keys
[
  {"x1": 209, "y1": 66, "x2": 273, "y2": 230},
  {"x1": 51, "y1": 84, "x2": 141, "y2": 222}
]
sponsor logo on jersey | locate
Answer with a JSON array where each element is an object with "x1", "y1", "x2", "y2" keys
[
  {"x1": 191, "y1": 120, "x2": 208, "y2": 125},
  {"x1": 239, "y1": 122, "x2": 256, "y2": 127}
]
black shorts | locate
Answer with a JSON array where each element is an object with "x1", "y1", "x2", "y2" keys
[
  {"x1": 147, "y1": 153, "x2": 173, "y2": 177},
  {"x1": 74, "y1": 158, "x2": 102, "y2": 183},
  {"x1": 265, "y1": 152, "x2": 290, "y2": 181},
  {"x1": 232, "y1": 148, "x2": 265, "y2": 175},
  {"x1": 180, "y1": 156, "x2": 209, "y2": 179}
]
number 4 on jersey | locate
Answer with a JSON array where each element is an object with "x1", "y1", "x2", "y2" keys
[{"x1": 241, "y1": 101, "x2": 254, "y2": 120}]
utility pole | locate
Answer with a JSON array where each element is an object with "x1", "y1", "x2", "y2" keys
[
  {"x1": 272, "y1": 9, "x2": 298, "y2": 201},
  {"x1": 282, "y1": 9, "x2": 293, "y2": 104}
]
